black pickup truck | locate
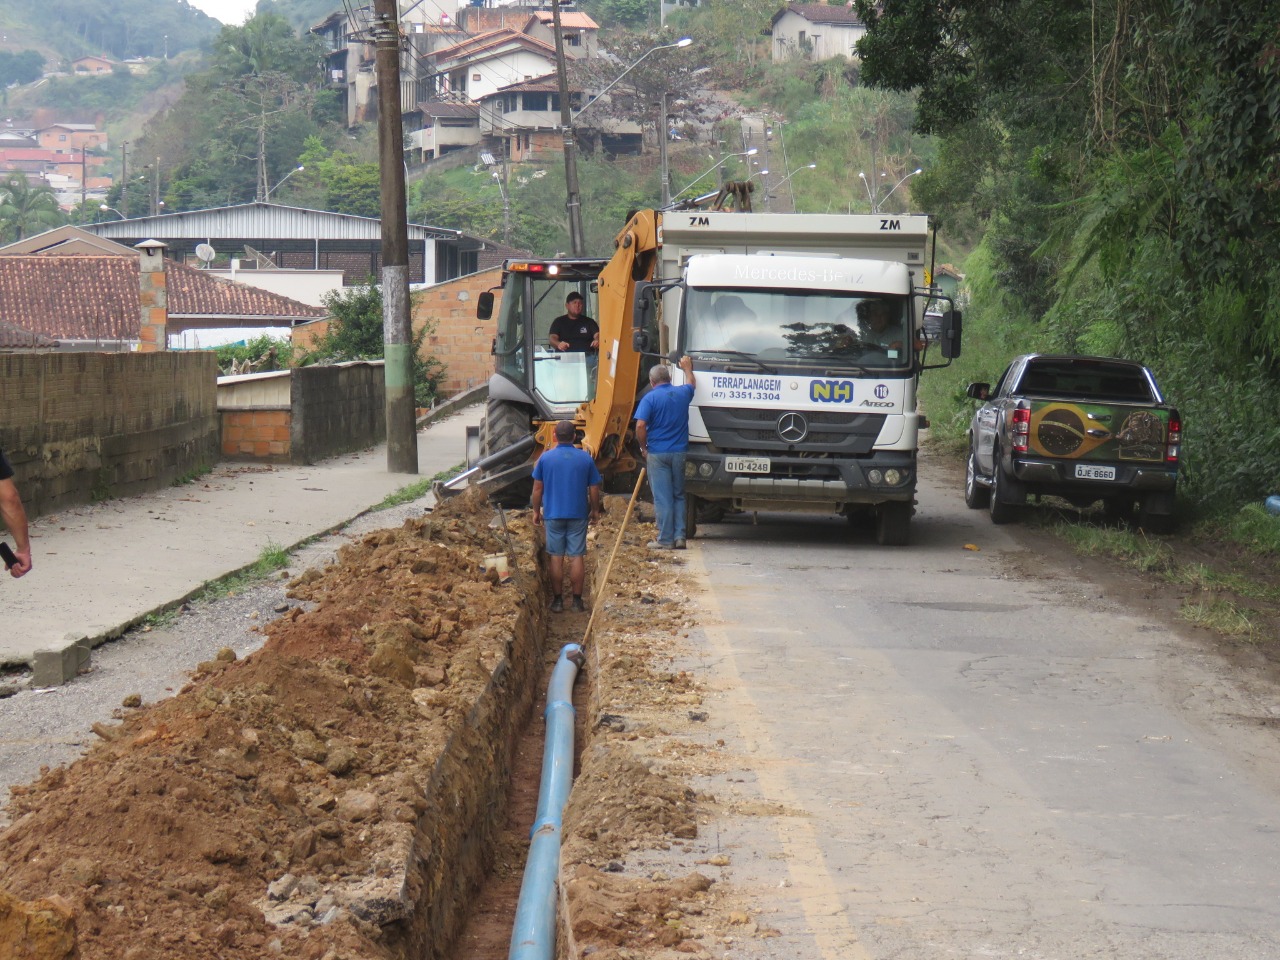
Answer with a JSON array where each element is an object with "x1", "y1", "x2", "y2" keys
[{"x1": 964, "y1": 354, "x2": 1182, "y2": 531}]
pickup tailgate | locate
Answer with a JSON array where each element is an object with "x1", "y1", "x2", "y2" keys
[{"x1": 1028, "y1": 400, "x2": 1171, "y2": 464}]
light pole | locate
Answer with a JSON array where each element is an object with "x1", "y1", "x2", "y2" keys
[
  {"x1": 768, "y1": 161, "x2": 816, "y2": 210},
  {"x1": 264, "y1": 165, "x2": 304, "y2": 201},
  {"x1": 860, "y1": 167, "x2": 920, "y2": 213},
  {"x1": 99, "y1": 204, "x2": 125, "y2": 220},
  {"x1": 877, "y1": 167, "x2": 922, "y2": 212},
  {"x1": 670, "y1": 147, "x2": 758, "y2": 203},
  {"x1": 554, "y1": 19, "x2": 693, "y2": 254}
]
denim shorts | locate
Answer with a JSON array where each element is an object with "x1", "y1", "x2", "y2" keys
[{"x1": 545, "y1": 516, "x2": 589, "y2": 557}]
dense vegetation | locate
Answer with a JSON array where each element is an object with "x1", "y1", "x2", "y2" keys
[
  {"x1": 1, "y1": 0, "x2": 218, "y2": 62},
  {"x1": 852, "y1": 0, "x2": 1280, "y2": 511}
]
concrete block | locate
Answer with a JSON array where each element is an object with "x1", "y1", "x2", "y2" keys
[{"x1": 32, "y1": 635, "x2": 92, "y2": 687}]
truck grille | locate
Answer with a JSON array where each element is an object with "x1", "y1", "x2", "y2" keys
[{"x1": 700, "y1": 407, "x2": 885, "y2": 455}]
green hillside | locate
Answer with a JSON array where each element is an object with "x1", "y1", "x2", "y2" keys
[{"x1": 1, "y1": 0, "x2": 221, "y2": 64}]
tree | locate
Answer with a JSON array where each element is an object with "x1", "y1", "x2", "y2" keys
[
  {"x1": 300, "y1": 280, "x2": 446, "y2": 406},
  {"x1": 0, "y1": 174, "x2": 64, "y2": 242}
]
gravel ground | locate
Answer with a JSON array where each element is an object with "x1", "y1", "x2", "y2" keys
[{"x1": 0, "y1": 493, "x2": 442, "y2": 827}]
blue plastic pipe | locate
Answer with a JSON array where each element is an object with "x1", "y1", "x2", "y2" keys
[{"x1": 508, "y1": 643, "x2": 584, "y2": 960}]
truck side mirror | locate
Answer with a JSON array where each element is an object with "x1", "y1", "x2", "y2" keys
[
  {"x1": 941, "y1": 309, "x2": 962, "y2": 359},
  {"x1": 966, "y1": 382, "x2": 990, "y2": 401},
  {"x1": 633, "y1": 329, "x2": 651, "y2": 353},
  {"x1": 633, "y1": 282, "x2": 655, "y2": 332},
  {"x1": 476, "y1": 290, "x2": 494, "y2": 321}
]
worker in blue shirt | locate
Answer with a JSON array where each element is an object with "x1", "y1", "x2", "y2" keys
[
  {"x1": 531, "y1": 420, "x2": 602, "y2": 612},
  {"x1": 634, "y1": 356, "x2": 696, "y2": 549}
]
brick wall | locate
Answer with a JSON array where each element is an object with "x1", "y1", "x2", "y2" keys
[
  {"x1": 221, "y1": 410, "x2": 291, "y2": 461},
  {"x1": 0, "y1": 353, "x2": 220, "y2": 519},
  {"x1": 290, "y1": 362, "x2": 385, "y2": 465},
  {"x1": 412, "y1": 266, "x2": 502, "y2": 397}
]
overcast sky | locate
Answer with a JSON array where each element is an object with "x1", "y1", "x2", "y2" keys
[{"x1": 186, "y1": 0, "x2": 259, "y2": 25}]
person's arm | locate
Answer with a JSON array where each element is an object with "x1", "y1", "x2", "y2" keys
[
  {"x1": 680, "y1": 355, "x2": 696, "y2": 390},
  {"x1": 589, "y1": 319, "x2": 600, "y2": 351},
  {"x1": 588, "y1": 482, "x2": 602, "y2": 521},
  {"x1": 0, "y1": 477, "x2": 32, "y2": 578},
  {"x1": 636, "y1": 419, "x2": 648, "y2": 455},
  {"x1": 548, "y1": 317, "x2": 570, "y2": 351},
  {"x1": 531, "y1": 479, "x2": 545, "y2": 526}
]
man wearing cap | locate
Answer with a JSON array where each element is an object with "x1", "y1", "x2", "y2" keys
[
  {"x1": 548, "y1": 292, "x2": 599, "y2": 354},
  {"x1": 531, "y1": 420, "x2": 602, "y2": 612}
]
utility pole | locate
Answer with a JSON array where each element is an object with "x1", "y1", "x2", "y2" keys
[
  {"x1": 552, "y1": 0, "x2": 585, "y2": 255},
  {"x1": 373, "y1": 0, "x2": 417, "y2": 473},
  {"x1": 120, "y1": 141, "x2": 128, "y2": 218},
  {"x1": 658, "y1": 91, "x2": 670, "y2": 207}
]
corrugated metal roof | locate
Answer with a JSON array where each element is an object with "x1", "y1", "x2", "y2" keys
[{"x1": 86, "y1": 202, "x2": 467, "y2": 242}]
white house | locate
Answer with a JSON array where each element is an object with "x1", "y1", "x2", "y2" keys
[{"x1": 769, "y1": 3, "x2": 867, "y2": 61}]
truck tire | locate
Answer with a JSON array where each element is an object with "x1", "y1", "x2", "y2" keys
[
  {"x1": 876, "y1": 501, "x2": 911, "y2": 546},
  {"x1": 479, "y1": 398, "x2": 535, "y2": 507},
  {"x1": 988, "y1": 449, "x2": 1023, "y2": 525},
  {"x1": 964, "y1": 447, "x2": 990, "y2": 509},
  {"x1": 685, "y1": 494, "x2": 699, "y2": 539}
]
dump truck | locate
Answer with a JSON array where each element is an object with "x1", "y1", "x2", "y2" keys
[{"x1": 441, "y1": 206, "x2": 962, "y2": 546}]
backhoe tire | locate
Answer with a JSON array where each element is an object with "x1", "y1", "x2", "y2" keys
[{"x1": 479, "y1": 398, "x2": 535, "y2": 508}]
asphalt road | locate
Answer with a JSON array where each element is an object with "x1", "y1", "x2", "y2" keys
[{"x1": 677, "y1": 452, "x2": 1280, "y2": 958}]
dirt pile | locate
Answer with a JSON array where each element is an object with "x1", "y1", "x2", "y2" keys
[{"x1": 0, "y1": 488, "x2": 540, "y2": 960}]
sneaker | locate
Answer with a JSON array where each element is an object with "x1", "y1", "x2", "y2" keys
[
  {"x1": 673, "y1": 539, "x2": 687, "y2": 549},
  {"x1": 647, "y1": 540, "x2": 674, "y2": 550},
  {"x1": 572, "y1": 596, "x2": 587, "y2": 612},
  {"x1": 550, "y1": 595, "x2": 564, "y2": 613}
]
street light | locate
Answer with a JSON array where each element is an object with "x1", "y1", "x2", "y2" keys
[
  {"x1": 99, "y1": 204, "x2": 125, "y2": 220},
  {"x1": 877, "y1": 167, "x2": 922, "y2": 212},
  {"x1": 768, "y1": 161, "x2": 816, "y2": 197},
  {"x1": 265, "y1": 165, "x2": 304, "y2": 201},
  {"x1": 556, "y1": 27, "x2": 694, "y2": 254},
  {"x1": 860, "y1": 167, "x2": 920, "y2": 213},
  {"x1": 671, "y1": 147, "x2": 758, "y2": 202}
]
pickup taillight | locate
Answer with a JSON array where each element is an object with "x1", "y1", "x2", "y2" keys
[
  {"x1": 1011, "y1": 404, "x2": 1031, "y2": 453},
  {"x1": 1166, "y1": 410, "x2": 1181, "y2": 463}
]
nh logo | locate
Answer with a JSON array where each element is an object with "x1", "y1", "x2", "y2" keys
[
  {"x1": 810, "y1": 380, "x2": 854, "y2": 403},
  {"x1": 688, "y1": 215, "x2": 710, "y2": 226},
  {"x1": 880, "y1": 218, "x2": 902, "y2": 230}
]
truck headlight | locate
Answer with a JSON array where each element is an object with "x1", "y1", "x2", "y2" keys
[
  {"x1": 884, "y1": 468, "x2": 901, "y2": 486},
  {"x1": 685, "y1": 461, "x2": 697, "y2": 478},
  {"x1": 868, "y1": 469, "x2": 884, "y2": 484},
  {"x1": 699, "y1": 462, "x2": 714, "y2": 477}
]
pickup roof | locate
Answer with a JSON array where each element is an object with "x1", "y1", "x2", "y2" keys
[{"x1": 964, "y1": 354, "x2": 1181, "y2": 531}]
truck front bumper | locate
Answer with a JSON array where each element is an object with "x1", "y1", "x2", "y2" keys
[{"x1": 684, "y1": 449, "x2": 916, "y2": 511}]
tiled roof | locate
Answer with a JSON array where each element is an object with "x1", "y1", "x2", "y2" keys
[
  {"x1": 529, "y1": 11, "x2": 599, "y2": 29},
  {"x1": 433, "y1": 29, "x2": 556, "y2": 65},
  {"x1": 0, "y1": 319, "x2": 58, "y2": 349},
  {"x1": 418, "y1": 102, "x2": 481, "y2": 119},
  {"x1": 0, "y1": 255, "x2": 326, "y2": 341},
  {"x1": 774, "y1": 3, "x2": 866, "y2": 26},
  {"x1": 490, "y1": 72, "x2": 575, "y2": 95}
]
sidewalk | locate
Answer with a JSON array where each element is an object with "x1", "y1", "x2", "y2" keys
[{"x1": 1, "y1": 404, "x2": 484, "y2": 684}]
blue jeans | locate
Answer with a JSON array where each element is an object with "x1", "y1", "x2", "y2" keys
[{"x1": 647, "y1": 451, "x2": 686, "y2": 544}]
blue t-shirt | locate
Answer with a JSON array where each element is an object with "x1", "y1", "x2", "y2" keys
[
  {"x1": 635, "y1": 383, "x2": 695, "y2": 452},
  {"x1": 532, "y1": 443, "x2": 603, "y2": 519}
]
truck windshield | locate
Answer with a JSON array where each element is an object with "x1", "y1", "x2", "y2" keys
[{"x1": 682, "y1": 288, "x2": 911, "y2": 370}]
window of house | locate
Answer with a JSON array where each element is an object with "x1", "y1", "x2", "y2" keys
[
  {"x1": 522, "y1": 91, "x2": 549, "y2": 111},
  {"x1": 566, "y1": 32, "x2": 580, "y2": 47},
  {"x1": 799, "y1": 31, "x2": 806, "y2": 45},
  {"x1": 472, "y1": 73, "x2": 481, "y2": 82}
]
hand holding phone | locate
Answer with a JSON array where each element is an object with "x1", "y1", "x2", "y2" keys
[{"x1": 0, "y1": 542, "x2": 16, "y2": 570}]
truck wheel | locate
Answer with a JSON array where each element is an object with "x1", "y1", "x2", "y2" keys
[
  {"x1": 479, "y1": 398, "x2": 534, "y2": 507},
  {"x1": 685, "y1": 494, "x2": 699, "y2": 539},
  {"x1": 876, "y1": 501, "x2": 912, "y2": 546},
  {"x1": 964, "y1": 447, "x2": 990, "y2": 509},
  {"x1": 988, "y1": 452, "x2": 1022, "y2": 525}
]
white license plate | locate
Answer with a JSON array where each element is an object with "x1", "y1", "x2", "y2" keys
[
  {"x1": 725, "y1": 456, "x2": 771, "y2": 474},
  {"x1": 1075, "y1": 464, "x2": 1117, "y2": 481}
]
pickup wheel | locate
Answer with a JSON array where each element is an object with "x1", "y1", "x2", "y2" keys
[
  {"x1": 1136, "y1": 493, "x2": 1176, "y2": 534},
  {"x1": 964, "y1": 447, "x2": 990, "y2": 509},
  {"x1": 988, "y1": 451, "x2": 1022, "y2": 525},
  {"x1": 876, "y1": 501, "x2": 912, "y2": 546}
]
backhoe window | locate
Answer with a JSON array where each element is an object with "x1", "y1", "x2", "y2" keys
[
  {"x1": 682, "y1": 288, "x2": 911, "y2": 370},
  {"x1": 493, "y1": 269, "x2": 599, "y2": 407}
]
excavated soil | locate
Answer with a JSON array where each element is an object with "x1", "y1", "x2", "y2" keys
[{"x1": 0, "y1": 486, "x2": 750, "y2": 960}]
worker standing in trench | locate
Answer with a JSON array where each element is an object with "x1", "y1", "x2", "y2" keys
[{"x1": 531, "y1": 420, "x2": 602, "y2": 612}]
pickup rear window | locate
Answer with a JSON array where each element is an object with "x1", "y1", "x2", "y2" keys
[{"x1": 1016, "y1": 361, "x2": 1155, "y2": 404}]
